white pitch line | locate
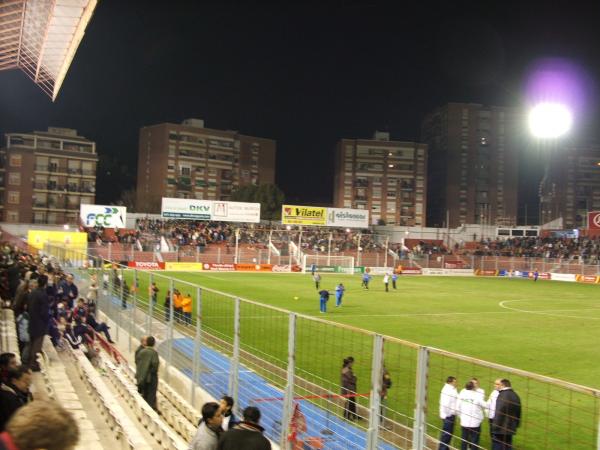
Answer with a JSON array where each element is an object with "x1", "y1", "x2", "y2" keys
[{"x1": 498, "y1": 300, "x2": 600, "y2": 320}]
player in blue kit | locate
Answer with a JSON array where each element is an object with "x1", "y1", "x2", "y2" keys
[
  {"x1": 362, "y1": 272, "x2": 371, "y2": 289},
  {"x1": 335, "y1": 283, "x2": 345, "y2": 307}
]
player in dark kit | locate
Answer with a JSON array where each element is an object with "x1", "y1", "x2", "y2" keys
[{"x1": 319, "y1": 289, "x2": 330, "y2": 313}]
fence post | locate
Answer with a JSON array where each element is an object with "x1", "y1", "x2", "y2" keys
[
  {"x1": 108, "y1": 242, "x2": 112, "y2": 261},
  {"x1": 228, "y1": 297, "x2": 241, "y2": 410},
  {"x1": 129, "y1": 269, "x2": 137, "y2": 354},
  {"x1": 147, "y1": 272, "x2": 153, "y2": 335},
  {"x1": 118, "y1": 267, "x2": 124, "y2": 334},
  {"x1": 366, "y1": 334, "x2": 384, "y2": 450},
  {"x1": 412, "y1": 346, "x2": 429, "y2": 450},
  {"x1": 280, "y1": 313, "x2": 297, "y2": 449},
  {"x1": 166, "y1": 279, "x2": 174, "y2": 383},
  {"x1": 191, "y1": 286, "x2": 202, "y2": 407}
]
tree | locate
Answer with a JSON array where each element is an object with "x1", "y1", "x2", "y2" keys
[{"x1": 230, "y1": 183, "x2": 285, "y2": 221}]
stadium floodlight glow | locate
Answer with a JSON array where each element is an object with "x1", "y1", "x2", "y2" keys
[{"x1": 528, "y1": 102, "x2": 573, "y2": 138}]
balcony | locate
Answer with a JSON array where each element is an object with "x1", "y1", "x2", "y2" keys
[{"x1": 33, "y1": 182, "x2": 95, "y2": 194}]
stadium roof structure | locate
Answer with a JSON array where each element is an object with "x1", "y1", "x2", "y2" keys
[{"x1": 0, "y1": 0, "x2": 98, "y2": 101}]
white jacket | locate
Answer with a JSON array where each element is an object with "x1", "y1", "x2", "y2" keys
[
  {"x1": 458, "y1": 389, "x2": 487, "y2": 428},
  {"x1": 439, "y1": 383, "x2": 458, "y2": 419},
  {"x1": 487, "y1": 389, "x2": 499, "y2": 419}
]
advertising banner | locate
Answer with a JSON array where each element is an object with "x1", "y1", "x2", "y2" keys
[
  {"x1": 550, "y1": 273, "x2": 577, "y2": 282},
  {"x1": 364, "y1": 267, "x2": 395, "y2": 275},
  {"x1": 326, "y1": 208, "x2": 369, "y2": 229},
  {"x1": 27, "y1": 230, "x2": 88, "y2": 252},
  {"x1": 444, "y1": 261, "x2": 465, "y2": 269},
  {"x1": 164, "y1": 262, "x2": 203, "y2": 271},
  {"x1": 203, "y1": 263, "x2": 236, "y2": 271},
  {"x1": 127, "y1": 261, "x2": 165, "y2": 270},
  {"x1": 80, "y1": 204, "x2": 127, "y2": 228},
  {"x1": 475, "y1": 269, "x2": 499, "y2": 276},
  {"x1": 576, "y1": 275, "x2": 600, "y2": 283},
  {"x1": 161, "y1": 198, "x2": 260, "y2": 222},
  {"x1": 422, "y1": 268, "x2": 474, "y2": 276},
  {"x1": 281, "y1": 205, "x2": 327, "y2": 225},
  {"x1": 234, "y1": 264, "x2": 273, "y2": 272},
  {"x1": 588, "y1": 211, "x2": 600, "y2": 229},
  {"x1": 401, "y1": 268, "x2": 422, "y2": 275}
]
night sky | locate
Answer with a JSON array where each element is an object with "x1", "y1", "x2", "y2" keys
[{"x1": 1, "y1": 1, "x2": 599, "y2": 214}]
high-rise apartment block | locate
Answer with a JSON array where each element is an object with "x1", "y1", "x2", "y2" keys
[
  {"x1": 136, "y1": 119, "x2": 276, "y2": 212},
  {"x1": 0, "y1": 127, "x2": 98, "y2": 224},
  {"x1": 422, "y1": 103, "x2": 521, "y2": 228},
  {"x1": 333, "y1": 132, "x2": 427, "y2": 226},
  {"x1": 541, "y1": 145, "x2": 600, "y2": 228}
]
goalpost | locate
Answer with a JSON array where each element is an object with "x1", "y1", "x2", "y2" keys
[{"x1": 302, "y1": 254, "x2": 356, "y2": 274}]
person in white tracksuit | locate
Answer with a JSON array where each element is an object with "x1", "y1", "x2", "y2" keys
[{"x1": 458, "y1": 381, "x2": 487, "y2": 450}]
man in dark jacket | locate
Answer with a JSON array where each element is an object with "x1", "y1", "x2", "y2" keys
[
  {"x1": 491, "y1": 379, "x2": 521, "y2": 450},
  {"x1": 135, "y1": 335, "x2": 159, "y2": 410},
  {"x1": 217, "y1": 406, "x2": 271, "y2": 450},
  {"x1": 0, "y1": 366, "x2": 33, "y2": 431},
  {"x1": 26, "y1": 275, "x2": 49, "y2": 371}
]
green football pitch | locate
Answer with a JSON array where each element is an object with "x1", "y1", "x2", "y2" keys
[
  {"x1": 116, "y1": 270, "x2": 600, "y2": 448},
  {"x1": 129, "y1": 271, "x2": 600, "y2": 388}
]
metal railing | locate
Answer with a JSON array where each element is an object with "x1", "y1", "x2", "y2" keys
[{"x1": 46, "y1": 244, "x2": 600, "y2": 450}]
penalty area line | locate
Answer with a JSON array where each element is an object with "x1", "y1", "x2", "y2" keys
[{"x1": 498, "y1": 300, "x2": 600, "y2": 320}]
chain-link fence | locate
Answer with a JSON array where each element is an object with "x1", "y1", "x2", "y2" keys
[{"x1": 46, "y1": 244, "x2": 600, "y2": 450}]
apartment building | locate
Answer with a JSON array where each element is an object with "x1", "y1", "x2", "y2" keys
[
  {"x1": 0, "y1": 127, "x2": 98, "y2": 224},
  {"x1": 333, "y1": 132, "x2": 427, "y2": 226},
  {"x1": 136, "y1": 119, "x2": 276, "y2": 212},
  {"x1": 541, "y1": 145, "x2": 600, "y2": 228},
  {"x1": 422, "y1": 103, "x2": 521, "y2": 228}
]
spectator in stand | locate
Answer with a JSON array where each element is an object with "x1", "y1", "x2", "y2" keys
[
  {"x1": 487, "y1": 379, "x2": 502, "y2": 440},
  {"x1": 15, "y1": 307, "x2": 30, "y2": 363},
  {"x1": 87, "y1": 312, "x2": 114, "y2": 343},
  {"x1": 0, "y1": 354, "x2": 18, "y2": 385},
  {"x1": 0, "y1": 400, "x2": 79, "y2": 450},
  {"x1": 219, "y1": 396, "x2": 238, "y2": 431},
  {"x1": 380, "y1": 366, "x2": 392, "y2": 428},
  {"x1": 190, "y1": 401, "x2": 223, "y2": 450},
  {"x1": 122, "y1": 279, "x2": 130, "y2": 309},
  {"x1": 26, "y1": 275, "x2": 49, "y2": 371},
  {"x1": 135, "y1": 335, "x2": 159, "y2": 410},
  {"x1": 135, "y1": 336, "x2": 147, "y2": 366},
  {"x1": 217, "y1": 406, "x2": 271, "y2": 450},
  {"x1": 72, "y1": 298, "x2": 88, "y2": 322},
  {"x1": 12, "y1": 280, "x2": 30, "y2": 318},
  {"x1": 57, "y1": 274, "x2": 78, "y2": 309},
  {"x1": 0, "y1": 366, "x2": 33, "y2": 431},
  {"x1": 86, "y1": 276, "x2": 98, "y2": 314}
]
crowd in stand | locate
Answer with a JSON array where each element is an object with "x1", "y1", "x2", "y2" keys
[{"x1": 466, "y1": 236, "x2": 600, "y2": 262}]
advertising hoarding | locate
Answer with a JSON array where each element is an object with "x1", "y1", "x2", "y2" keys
[
  {"x1": 281, "y1": 205, "x2": 327, "y2": 225},
  {"x1": 326, "y1": 208, "x2": 369, "y2": 228},
  {"x1": 282, "y1": 205, "x2": 368, "y2": 228},
  {"x1": 161, "y1": 198, "x2": 260, "y2": 222},
  {"x1": 80, "y1": 204, "x2": 127, "y2": 228}
]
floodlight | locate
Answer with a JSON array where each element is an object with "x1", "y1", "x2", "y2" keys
[{"x1": 528, "y1": 102, "x2": 572, "y2": 138}]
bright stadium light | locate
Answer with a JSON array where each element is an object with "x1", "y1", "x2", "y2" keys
[{"x1": 528, "y1": 102, "x2": 573, "y2": 138}]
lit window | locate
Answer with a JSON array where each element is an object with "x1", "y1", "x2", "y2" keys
[
  {"x1": 9, "y1": 155, "x2": 22, "y2": 167},
  {"x1": 8, "y1": 191, "x2": 20, "y2": 204},
  {"x1": 8, "y1": 173, "x2": 21, "y2": 186}
]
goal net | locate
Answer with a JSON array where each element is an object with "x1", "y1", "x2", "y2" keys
[{"x1": 302, "y1": 254, "x2": 356, "y2": 274}]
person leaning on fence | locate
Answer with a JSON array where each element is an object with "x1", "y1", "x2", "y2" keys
[
  {"x1": 341, "y1": 356, "x2": 358, "y2": 421},
  {"x1": 164, "y1": 290, "x2": 171, "y2": 322},
  {"x1": 182, "y1": 293, "x2": 193, "y2": 325},
  {"x1": 487, "y1": 379, "x2": 502, "y2": 440},
  {"x1": 458, "y1": 380, "x2": 487, "y2": 450},
  {"x1": 438, "y1": 376, "x2": 458, "y2": 450},
  {"x1": 135, "y1": 336, "x2": 159, "y2": 411},
  {"x1": 217, "y1": 406, "x2": 271, "y2": 450},
  {"x1": 218, "y1": 396, "x2": 239, "y2": 431},
  {"x1": 491, "y1": 379, "x2": 521, "y2": 450},
  {"x1": 380, "y1": 366, "x2": 392, "y2": 428},
  {"x1": 190, "y1": 402, "x2": 223, "y2": 450},
  {"x1": 173, "y1": 289, "x2": 183, "y2": 323}
]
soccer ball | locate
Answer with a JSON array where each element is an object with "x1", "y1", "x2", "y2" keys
[{"x1": 294, "y1": 296, "x2": 299, "y2": 300}]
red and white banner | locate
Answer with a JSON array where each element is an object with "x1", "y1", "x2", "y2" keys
[
  {"x1": 272, "y1": 265, "x2": 292, "y2": 273},
  {"x1": 444, "y1": 261, "x2": 464, "y2": 269},
  {"x1": 234, "y1": 264, "x2": 273, "y2": 272},
  {"x1": 589, "y1": 211, "x2": 600, "y2": 229},
  {"x1": 203, "y1": 263, "x2": 236, "y2": 272},
  {"x1": 127, "y1": 261, "x2": 165, "y2": 270}
]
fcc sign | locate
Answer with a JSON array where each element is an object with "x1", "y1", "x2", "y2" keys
[
  {"x1": 80, "y1": 204, "x2": 127, "y2": 228},
  {"x1": 588, "y1": 211, "x2": 600, "y2": 229}
]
